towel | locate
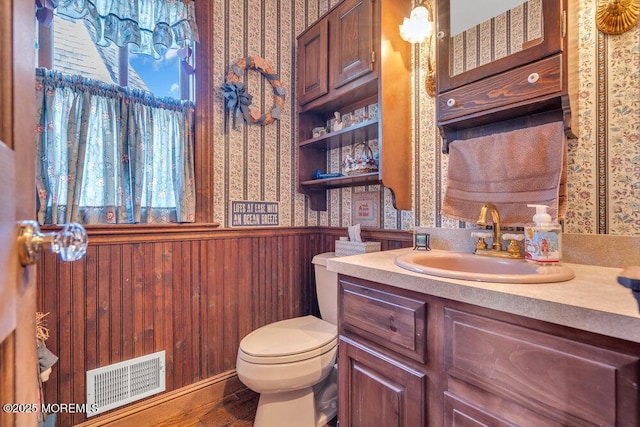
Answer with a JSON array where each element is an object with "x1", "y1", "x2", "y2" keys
[{"x1": 442, "y1": 121, "x2": 567, "y2": 226}]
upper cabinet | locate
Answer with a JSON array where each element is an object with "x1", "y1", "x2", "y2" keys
[
  {"x1": 435, "y1": 0, "x2": 578, "y2": 152},
  {"x1": 296, "y1": 0, "x2": 412, "y2": 211},
  {"x1": 298, "y1": 0, "x2": 378, "y2": 113}
]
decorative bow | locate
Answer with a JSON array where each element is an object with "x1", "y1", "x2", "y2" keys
[{"x1": 221, "y1": 81, "x2": 253, "y2": 129}]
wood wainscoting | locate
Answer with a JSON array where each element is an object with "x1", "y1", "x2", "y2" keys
[{"x1": 37, "y1": 225, "x2": 412, "y2": 425}]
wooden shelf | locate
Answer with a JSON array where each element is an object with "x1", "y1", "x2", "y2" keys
[
  {"x1": 300, "y1": 172, "x2": 380, "y2": 189},
  {"x1": 299, "y1": 119, "x2": 379, "y2": 150}
]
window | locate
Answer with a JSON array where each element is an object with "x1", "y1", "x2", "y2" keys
[
  {"x1": 37, "y1": 15, "x2": 195, "y2": 101},
  {"x1": 34, "y1": 2, "x2": 199, "y2": 225}
]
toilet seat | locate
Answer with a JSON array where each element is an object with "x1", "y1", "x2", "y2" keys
[{"x1": 238, "y1": 315, "x2": 337, "y2": 365}]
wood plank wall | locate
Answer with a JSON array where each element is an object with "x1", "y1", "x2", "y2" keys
[{"x1": 36, "y1": 225, "x2": 412, "y2": 425}]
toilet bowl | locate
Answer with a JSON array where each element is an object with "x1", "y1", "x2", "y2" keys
[{"x1": 236, "y1": 252, "x2": 338, "y2": 427}]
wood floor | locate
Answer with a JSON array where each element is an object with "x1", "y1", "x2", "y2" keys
[{"x1": 160, "y1": 388, "x2": 337, "y2": 427}]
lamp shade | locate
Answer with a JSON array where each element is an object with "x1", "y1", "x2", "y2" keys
[{"x1": 399, "y1": 6, "x2": 433, "y2": 43}]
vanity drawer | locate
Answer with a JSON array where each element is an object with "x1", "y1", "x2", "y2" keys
[
  {"x1": 340, "y1": 279, "x2": 427, "y2": 363},
  {"x1": 444, "y1": 308, "x2": 640, "y2": 426},
  {"x1": 438, "y1": 54, "x2": 563, "y2": 123}
]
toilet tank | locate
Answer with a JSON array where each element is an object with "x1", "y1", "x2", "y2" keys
[{"x1": 312, "y1": 252, "x2": 338, "y2": 325}]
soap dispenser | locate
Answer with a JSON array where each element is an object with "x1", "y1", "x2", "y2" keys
[{"x1": 524, "y1": 204, "x2": 562, "y2": 263}]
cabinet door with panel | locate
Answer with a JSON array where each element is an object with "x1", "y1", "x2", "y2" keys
[
  {"x1": 330, "y1": 0, "x2": 376, "y2": 90},
  {"x1": 339, "y1": 337, "x2": 426, "y2": 427},
  {"x1": 444, "y1": 307, "x2": 640, "y2": 426},
  {"x1": 297, "y1": 18, "x2": 329, "y2": 106}
]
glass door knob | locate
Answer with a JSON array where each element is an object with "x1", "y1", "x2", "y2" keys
[{"x1": 17, "y1": 220, "x2": 88, "y2": 266}]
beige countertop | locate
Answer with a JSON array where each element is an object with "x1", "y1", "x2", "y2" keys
[{"x1": 327, "y1": 248, "x2": 640, "y2": 343}]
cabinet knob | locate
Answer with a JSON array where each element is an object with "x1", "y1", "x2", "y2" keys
[
  {"x1": 446, "y1": 98, "x2": 456, "y2": 107},
  {"x1": 17, "y1": 221, "x2": 88, "y2": 266},
  {"x1": 527, "y1": 73, "x2": 540, "y2": 84},
  {"x1": 436, "y1": 31, "x2": 446, "y2": 39}
]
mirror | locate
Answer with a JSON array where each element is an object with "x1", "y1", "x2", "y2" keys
[
  {"x1": 448, "y1": 0, "x2": 544, "y2": 77},
  {"x1": 450, "y1": 0, "x2": 528, "y2": 35}
]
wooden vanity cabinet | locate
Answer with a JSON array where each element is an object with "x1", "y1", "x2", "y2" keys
[
  {"x1": 338, "y1": 275, "x2": 640, "y2": 426},
  {"x1": 338, "y1": 277, "x2": 434, "y2": 426},
  {"x1": 296, "y1": 0, "x2": 412, "y2": 211},
  {"x1": 435, "y1": 0, "x2": 578, "y2": 152}
]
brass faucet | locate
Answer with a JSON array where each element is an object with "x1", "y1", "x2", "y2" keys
[
  {"x1": 475, "y1": 203, "x2": 524, "y2": 259},
  {"x1": 476, "y1": 202, "x2": 502, "y2": 251}
]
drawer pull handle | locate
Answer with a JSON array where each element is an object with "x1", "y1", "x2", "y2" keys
[
  {"x1": 527, "y1": 73, "x2": 540, "y2": 84},
  {"x1": 446, "y1": 98, "x2": 456, "y2": 107}
]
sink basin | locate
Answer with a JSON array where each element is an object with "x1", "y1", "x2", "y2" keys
[{"x1": 394, "y1": 251, "x2": 575, "y2": 283}]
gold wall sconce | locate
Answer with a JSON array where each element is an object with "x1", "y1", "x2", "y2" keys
[
  {"x1": 596, "y1": 0, "x2": 639, "y2": 35},
  {"x1": 399, "y1": 0, "x2": 436, "y2": 97}
]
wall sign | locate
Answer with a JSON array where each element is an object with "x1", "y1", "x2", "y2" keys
[
  {"x1": 230, "y1": 201, "x2": 279, "y2": 227},
  {"x1": 351, "y1": 191, "x2": 379, "y2": 227}
]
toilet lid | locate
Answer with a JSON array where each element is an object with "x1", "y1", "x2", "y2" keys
[{"x1": 238, "y1": 316, "x2": 337, "y2": 364}]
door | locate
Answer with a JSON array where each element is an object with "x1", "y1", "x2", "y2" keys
[
  {"x1": 339, "y1": 338, "x2": 426, "y2": 427},
  {"x1": 331, "y1": 0, "x2": 376, "y2": 89},
  {"x1": 1, "y1": 1, "x2": 39, "y2": 426},
  {"x1": 297, "y1": 18, "x2": 329, "y2": 106}
]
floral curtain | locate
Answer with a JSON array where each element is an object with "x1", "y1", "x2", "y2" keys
[
  {"x1": 35, "y1": 68, "x2": 196, "y2": 224},
  {"x1": 54, "y1": 0, "x2": 199, "y2": 59}
]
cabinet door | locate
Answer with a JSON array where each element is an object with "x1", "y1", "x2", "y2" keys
[
  {"x1": 331, "y1": 0, "x2": 375, "y2": 89},
  {"x1": 436, "y1": 0, "x2": 564, "y2": 93},
  {"x1": 445, "y1": 308, "x2": 640, "y2": 426},
  {"x1": 297, "y1": 18, "x2": 329, "y2": 106},
  {"x1": 339, "y1": 337, "x2": 426, "y2": 427}
]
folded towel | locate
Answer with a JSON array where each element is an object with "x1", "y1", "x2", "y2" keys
[{"x1": 442, "y1": 121, "x2": 567, "y2": 226}]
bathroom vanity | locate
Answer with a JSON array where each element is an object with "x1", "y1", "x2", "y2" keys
[{"x1": 329, "y1": 249, "x2": 640, "y2": 426}]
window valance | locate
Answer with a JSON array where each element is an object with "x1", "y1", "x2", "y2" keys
[{"x1": 54, "y1": 0, "x2": 199, "y2": 59}]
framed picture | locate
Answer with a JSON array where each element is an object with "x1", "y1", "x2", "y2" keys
[
  {"x1": 414, "y1": 232, "x2": 431, "y2": 250},
  {"x1": 352, "y1": 191, "x2": 379, "y2": 227}
]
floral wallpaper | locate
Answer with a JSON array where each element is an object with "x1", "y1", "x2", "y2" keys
[{"x1": 210, "y1": 0, "x2": 639, "y2": 235}]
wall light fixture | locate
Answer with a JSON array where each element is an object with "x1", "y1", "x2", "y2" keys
[{"x1": 399, "y1": 1, "x2": 436, "y2": 97}]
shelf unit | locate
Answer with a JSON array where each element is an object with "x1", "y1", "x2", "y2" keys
[
  {"x1": 299, "y1": 119, "x2": 379, "y2": 188},
  {"x1": 296, "y1": 0, "x2": 412, "y2": 211}
]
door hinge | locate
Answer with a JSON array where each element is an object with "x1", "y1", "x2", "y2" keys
[
  {"x1": 371, "y1": 50, "x2": 376, "y2": 63},
  {"x1": 562, "y1": 9, "x2": 567, "y2": 38}
]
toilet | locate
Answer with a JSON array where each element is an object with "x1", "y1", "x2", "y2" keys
[{"x1": 236, "y1": 252, "x2": 338, "y2": 427}]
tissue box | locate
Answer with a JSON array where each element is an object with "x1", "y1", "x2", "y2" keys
[{"x1": 335, "y1": 240, "x2": 381, "y2": 257}]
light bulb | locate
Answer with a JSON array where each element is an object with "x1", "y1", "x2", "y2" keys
[{"x1": 399, "y1": 6, "x2": 433, "y2": 44}]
